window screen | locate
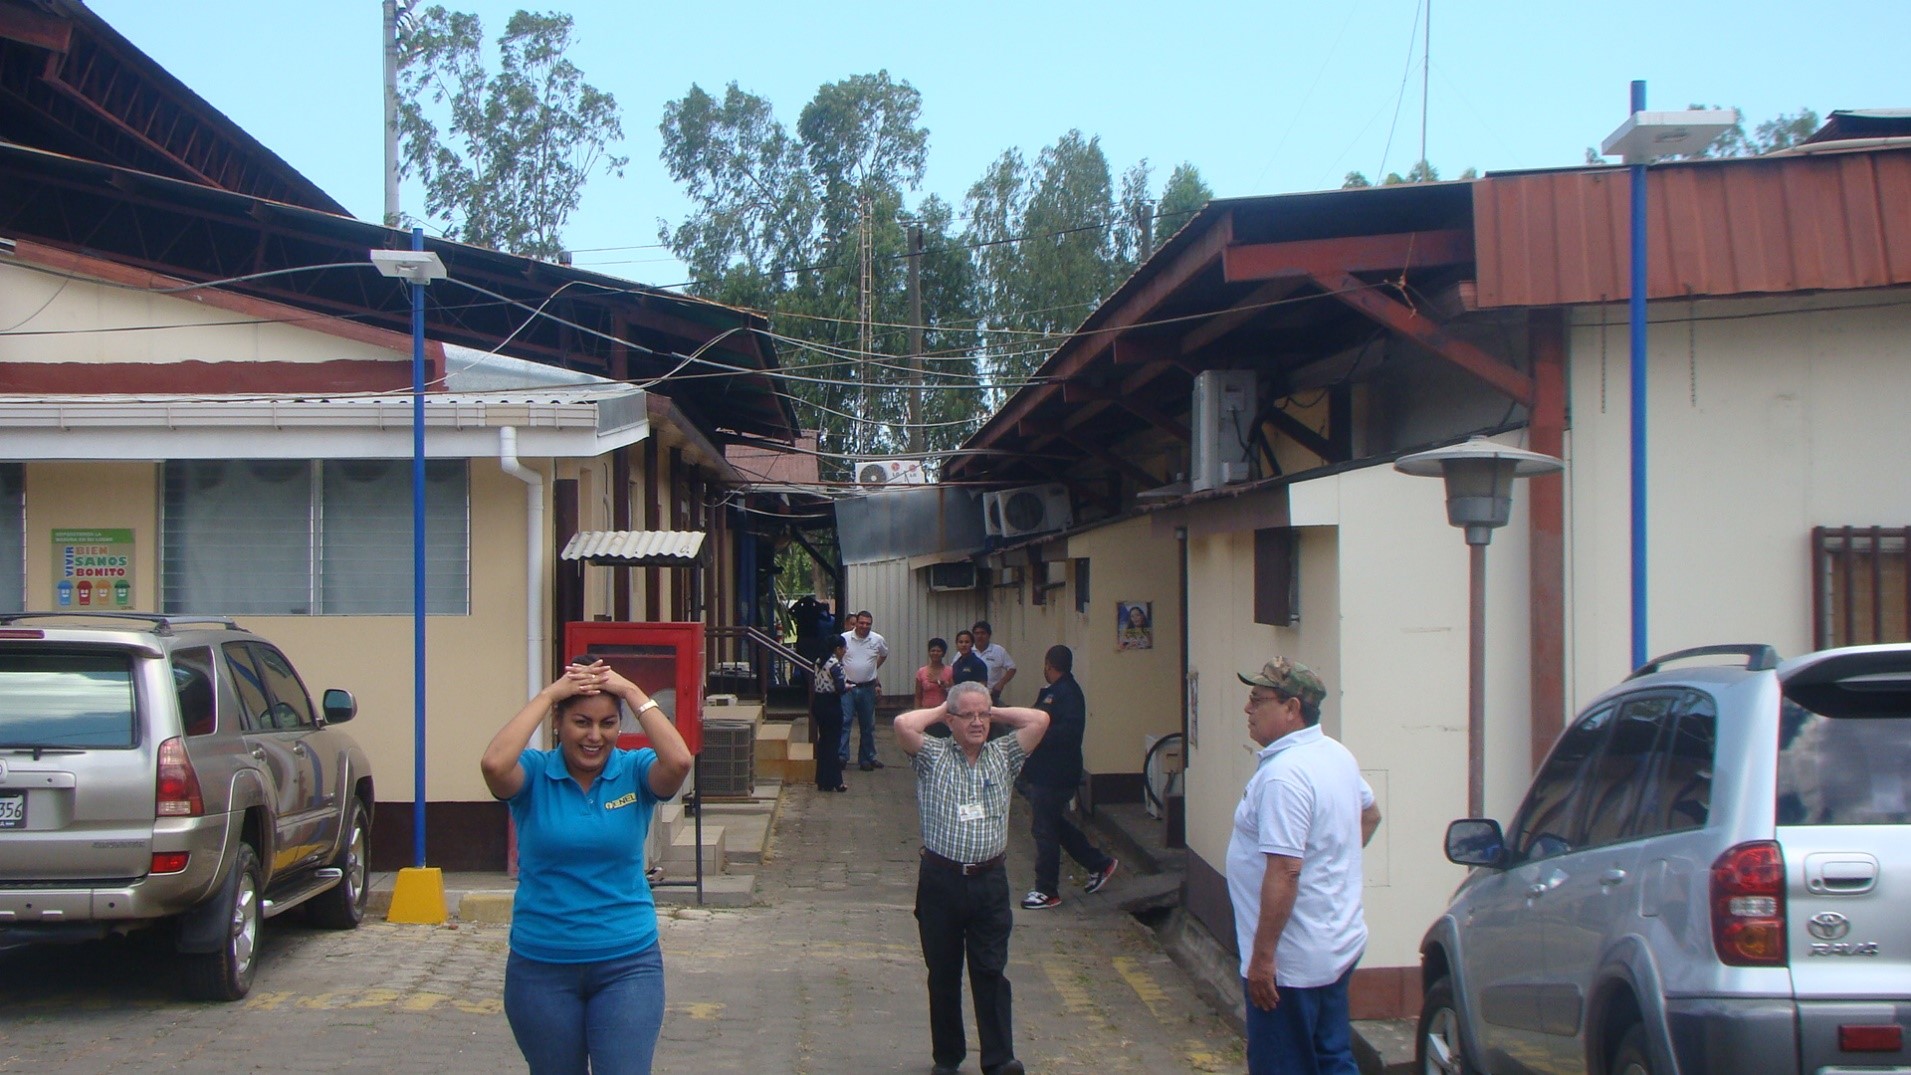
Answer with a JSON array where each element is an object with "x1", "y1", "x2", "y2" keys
[{"x1": 162, "y1": 459, "x2": 468, "y2": 615}]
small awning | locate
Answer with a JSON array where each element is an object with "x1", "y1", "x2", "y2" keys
[{"x1": 560, "y1": 530, "x2": 707, "y2": 567}]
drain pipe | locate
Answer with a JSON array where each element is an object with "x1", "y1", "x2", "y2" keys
[{"x1": 498, "y1": 427, "x2": 544, "y2": 712}]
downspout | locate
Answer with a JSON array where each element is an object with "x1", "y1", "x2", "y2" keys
[{"x1": 498, "y1": 428, "x2": 544, "y2": 714}]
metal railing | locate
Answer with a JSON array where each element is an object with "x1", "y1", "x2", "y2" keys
[{"x1": 704, "y1": 625, "x2": 813, "y2": 700}]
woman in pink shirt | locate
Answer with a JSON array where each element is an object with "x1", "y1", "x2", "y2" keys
[{"x1": 913, "y1": 637, "x2": 953, "y2": 709}]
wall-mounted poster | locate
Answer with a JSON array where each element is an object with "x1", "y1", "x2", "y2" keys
[
  {"x1": 53, "y1": 528, "x2": 135, "y2": 609},
  {"x1": 1117, "y1": 601, "x2": 1153, "y2": 650}
]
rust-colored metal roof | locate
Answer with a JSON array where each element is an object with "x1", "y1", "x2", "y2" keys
[{"x1": 1473, "y1": 148, "x2": 1911, "y2": 307}]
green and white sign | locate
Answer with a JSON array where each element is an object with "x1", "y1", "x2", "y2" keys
[{"x1": 54, "y1": 528, "x2": 135, "y2": 609}]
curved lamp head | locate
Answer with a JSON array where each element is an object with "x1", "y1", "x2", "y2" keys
[{"x1": 1395, "y1": 437, "x2": 1564, "y2": 545}]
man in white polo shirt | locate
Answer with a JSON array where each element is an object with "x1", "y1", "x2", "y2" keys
[
  {"x1": 839, "y1": 610, "x2": 889, "y2": 770},
  {"x1": 1226, "y1": 658, "x2": 1381, "y2": 1075}
]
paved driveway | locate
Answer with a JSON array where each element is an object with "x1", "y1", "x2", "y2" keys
[{"x1": 0, "y1": 723, "x2": 1240, "y2": 1073}]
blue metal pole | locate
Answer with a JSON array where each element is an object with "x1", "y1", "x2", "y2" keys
[
  {"x1": 1628, "y1": 81, "x2": 1649, "y2": 670},
  {"x1": 410, "y1": 226, "x2": 428, "y2": 868}
]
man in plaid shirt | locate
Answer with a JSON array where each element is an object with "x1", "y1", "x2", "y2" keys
[{"x1": 895, "y1": 680, "x2": 1050, "y2": 1075}]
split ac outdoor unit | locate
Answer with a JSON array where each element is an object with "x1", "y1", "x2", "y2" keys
[
  {"x1": 926, "y1": 561, "x2": 979, "y2": 592},
  {"x1": 983, "y1": 484, "x2": 1073, "y2": 540},
  {"x1": 1191, "y1": 369, "x2": 1256, "y2": 492},
  {"x1": 855, "y1": 458, "x2": 928, "y2": 486}
]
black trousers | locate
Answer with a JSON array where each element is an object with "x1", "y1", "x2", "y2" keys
[
  {"x1": 1027, "y1": 782, "x2": 1111, "y2": 897},
  {"x1": 914, "y1": 860, "x2": 1014, "y2": 1070},
  {"x1": 810, "y1": 693, "x2": 845, "y2": 790}
]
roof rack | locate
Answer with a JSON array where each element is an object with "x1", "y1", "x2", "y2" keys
[
  {"x1": 0, "y1": 611, "x2": 242, "y2": 635},
  {"x1": 1627, "y1": 644, "x2": 1779, "y2": 680}
]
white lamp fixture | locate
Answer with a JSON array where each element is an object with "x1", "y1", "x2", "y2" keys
[
  {"x1": 369, "y1": 248, "x2": 447, "y2": 284},
  {"x1": 1395, "y1": 437, "x2": 1564, "y2": 545},
  {"x1": 1601, "y1": 109, "x2": 1739, "y2": 164}
]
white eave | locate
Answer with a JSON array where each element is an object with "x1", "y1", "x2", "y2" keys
[{"x1": 0, "y1": 386, "x2": 653, "y2": 460}]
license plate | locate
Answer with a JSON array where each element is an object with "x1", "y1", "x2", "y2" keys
[{"x1": 0, "y1": 791, "x2": 23, "y2": 829}]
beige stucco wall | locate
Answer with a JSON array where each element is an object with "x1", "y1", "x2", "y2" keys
[
  {"x1": 1183, "y1": 458, "x2": 1541, "y2": 972},
  {"x1": 23, "y1": 458, "x2": 544, "y2": 804},
  {"x1": 1564, "y1": 292, "x2": 1911, "y2": 707},
  {"x1": 0, "y1": 261, "x2": 402, "y2": 366},
  {"x1": 1064, "y1": 518, "x2": 1182, "y2": 779}
]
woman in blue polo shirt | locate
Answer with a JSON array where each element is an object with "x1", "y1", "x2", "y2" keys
[{"x1": 480, "y1": 659, "x2": 693, "y2": 1075}]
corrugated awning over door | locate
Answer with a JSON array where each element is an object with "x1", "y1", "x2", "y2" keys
[{"x1": 560, "y1": 530, "x2": 707, "y2": 567}]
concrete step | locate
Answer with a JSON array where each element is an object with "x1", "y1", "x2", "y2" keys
[
  {"x1": 754, "y1": 720, "x2": 793, "y2": 763},
  {"x1": 652, "y1": 872, "x2": 755, "y2": 908},
  {"x1": 759, "y1": 741, "x2": 814, "y2": 784},
  {"x1": 663, "y1": 824, "x2": 726, "y2": 872}
]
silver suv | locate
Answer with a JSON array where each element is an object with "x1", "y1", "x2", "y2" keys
[
  {"x1": 0, "y1": 613, "x2": 373, "y2": 1000},
  {"x1": 1418, "y1": 643, "x2": 1910, "y2": 1074}
]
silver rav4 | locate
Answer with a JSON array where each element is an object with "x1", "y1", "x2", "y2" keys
[
  {"x1": 1418, "y1": 643, "x2": 1910, "y2": 1074},
  {"x1": 0, "y1": 613, "x2": 373, "y2": 1000}
]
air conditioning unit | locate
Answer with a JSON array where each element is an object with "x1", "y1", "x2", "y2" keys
[
  {"x1": 1191, "y1": 369, "x2": 1256, "y2": 492},
  {"x1": 926, "y1": 561, "x2": 978, "y2": 592},
  {"x1": 983, "y1": 484, "x2": 1072, "y2": 540},
  {"x1": 855, "y1": 458, "x2": 928, "y2": 486}
]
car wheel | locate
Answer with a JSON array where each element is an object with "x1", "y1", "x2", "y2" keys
[
  {"x1": 1609, "y1": 1023, "x2": 1654, "y2": 1075},
  {"x1": 1416, "y1": 976, "x2": 1478, "y2": 1075},
  {"x1": 180, "y1": 843, "x2": 261, "y2": 1001},
  {"x1": 307, "y1": 799, "x2": 369, "y2": 930}
]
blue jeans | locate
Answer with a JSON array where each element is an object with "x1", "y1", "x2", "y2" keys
[
  {"x1": 504, "y1": 943, "x2": 665, "y2": 1075},
  {"x1": 839, "y1": 683, "x2": 878, "y2": 765},
  {"x1": 1242, "y1": 964, "x2": 1357, "y2": 1075}
]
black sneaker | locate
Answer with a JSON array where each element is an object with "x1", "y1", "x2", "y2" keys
[
  {"x1": 1020, "y1": 890, "x2": 1061, "y2": 910},
  {"x1": 868, "y1": 758, "x2": 886, "y2": 769},
  {"x1": 1083, "y1": 858, "x2": 1119, "y2": 894},
  {"x1": 859, "y1": 761, "x2": 874, "y2": 771}
]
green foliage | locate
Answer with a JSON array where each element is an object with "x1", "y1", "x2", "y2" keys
[
  {"x1": 395, "y1": 7, "x2": 626, "y2": 259},
  {"x1": 659, "y1": 73, "x2": 983, "y2": 469},
  {"x1": 1155, "y1": 163, "x2": 1214, "y2": 243}
]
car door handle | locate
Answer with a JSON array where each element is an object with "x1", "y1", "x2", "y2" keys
[
  {"x1": 292, "y1": 743, "x2": 306, "y2": 755},
  {"x1": 1528, "y1": 870, "x2": 1568, "y2": 898},
  {"x1": 1600, "y1": 869, "x2": 1628, "y2": 886},
  {"x1": 251, "y1": 748, "x2": 266, "y2": 761}
]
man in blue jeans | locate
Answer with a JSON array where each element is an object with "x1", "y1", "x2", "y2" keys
[
  {"x1": 1226, "y1": 658, "x2": 1382, "y2": 1074},
  {"x1": 838, "y1": 610, "x2": 888, "y2": 770}
]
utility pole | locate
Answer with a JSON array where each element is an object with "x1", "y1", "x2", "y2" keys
[
  {"x1": 856, "y1": 195, "x2": 874, "y2": 458},
  {"x1": 383, "y1": 0, "x2": 403, "y2": 227},
  {"x1": 906, "y1": 222, "x2": 924, "y2": 455},
  {"x1": 1419, "y1": 0, "x2": 1431, "y2": 175}
]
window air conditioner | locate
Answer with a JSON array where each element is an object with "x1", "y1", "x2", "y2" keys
[
  {"x1": 926, "y1": 561, "x2": 978, "y2": 592},
  {"x1": 982, "y1": 484, "x2": 1073, "y2": 540}
]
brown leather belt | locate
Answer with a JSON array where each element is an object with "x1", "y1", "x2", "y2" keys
[{"x1": 920, "y1": 847, "x2": 1005, "y2": 875}]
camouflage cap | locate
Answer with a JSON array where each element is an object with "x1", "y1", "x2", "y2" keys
[{"x1": 1237, "y1": 657, "x2": 1327, "y2": 707}]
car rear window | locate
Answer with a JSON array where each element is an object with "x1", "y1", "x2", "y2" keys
[
  {"x1": 0, "y1": 649, "x2": 138, "y2": 749},
  {"x1": 1777, "y1": 703, "x2": 1911, "y2": 826}
]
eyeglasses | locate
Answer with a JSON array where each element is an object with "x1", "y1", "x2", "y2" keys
[{"x1": 950, "y1": 712, "x2": 991, "y2": 723}]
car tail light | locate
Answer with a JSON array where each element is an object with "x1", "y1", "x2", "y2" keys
[
  {"x1": 1711, "y1": 840, "x2": 1786, "y2": 966},
  {"x1": 150, "y1": 852, "x2": 190, "y2": 874},
  {"x1": 1840, "y1": 1025, "x2": 1902, "y2": 1052},
  {"x1": 155, "y1": 737, "x2": 204, "y2": 818}
]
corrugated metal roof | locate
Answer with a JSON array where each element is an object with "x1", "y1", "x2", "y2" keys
[
  {"x1": 1473, "y1": 148, "x2": 1911, "y2": 307},
  {"x1": 560, "y1": 530, "x2": 706, "y2": 567}
]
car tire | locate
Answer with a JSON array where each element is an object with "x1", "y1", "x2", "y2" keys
[
  {"x1": 307, "y1": 799, "x2": 370, "y2": 930},
  {"x1": 1415, "y1": 976, "x2": 1478, "y2": 1075},
  {"x1": 180, "y1": 843, "x2": 262, "y2": 1002},
  {"x1": 1609, "y1": 1023, "x2": 1654, "y2": 1075}
]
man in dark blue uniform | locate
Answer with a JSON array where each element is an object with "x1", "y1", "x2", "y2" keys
[{"x1": 1018, "y1": 645, "x2": 1118, "y2": 909}]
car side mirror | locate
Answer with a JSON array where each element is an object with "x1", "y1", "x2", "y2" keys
[
  {"x1": 1445, "y1": 818, "x2": 1507, "y2": 868},
  {"x1": 321, "y1": 688, "x2": 357, "y2": 725}
]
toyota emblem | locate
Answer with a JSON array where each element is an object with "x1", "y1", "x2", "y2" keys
[{"x1": 1807, "y1": 912, "x2": 1851, "y2": 941}]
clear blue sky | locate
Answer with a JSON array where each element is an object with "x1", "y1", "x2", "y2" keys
[{"x1": 90, "y1": 0, "x2": 1909, "y2": 285}]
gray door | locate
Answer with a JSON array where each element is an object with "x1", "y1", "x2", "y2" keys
[{"x1": 224, "y1": 641, "x2": 309, "y2": 874}]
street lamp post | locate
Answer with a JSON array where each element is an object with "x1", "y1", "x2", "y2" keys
[
  {"x1": 1600, "y1": 85, "x2": 1736, "y2": 667},
  {"x1": 1396, "y1": 437, "x2": 1563, "y2": 817},
  {"x1": 370, "y1": 233, "x2": 447, "y2": 921}
]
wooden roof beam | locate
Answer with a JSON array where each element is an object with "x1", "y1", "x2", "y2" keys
[
  {"x1": 1312, "y1": 271, "x2": 1534, "y2": 405},
  {"x1": 1224, "y1": 229, "x2": 1472, "y2": 283},
  {"x1": 1057, "y1": 432, "x2": 1164, "y2": 489},
  {"x1": 1262, "y1": 408, "x2": 1334, "y2": 464},
  {"x1": 1061, "y1": 382, "x2": 1191, "y2": 442}
]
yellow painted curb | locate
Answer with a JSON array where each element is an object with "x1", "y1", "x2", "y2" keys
[
  {"x1": 385, "y1": 866, "x2": 448, "y2": 924},
  {"x1": 459, "y1": 892, "x2": 515, "y2": 925}
]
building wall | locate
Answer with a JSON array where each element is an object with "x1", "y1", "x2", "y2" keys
[
  {"x1": 844, "y1": 557, "x2": 985, "y2": 699},
  {"x1": 1563, "y1": 291, "x2": 1911, "y2": 707},
  {"x1": 1060, "y1": 518, "x2": 1182, "y2": 785},
  {"x1": 0, "y1": 261, "x2": 401, "y2": 367},
  {"x1": 1182, "y1": 459, "x2": 1542, "y2": 982}
]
